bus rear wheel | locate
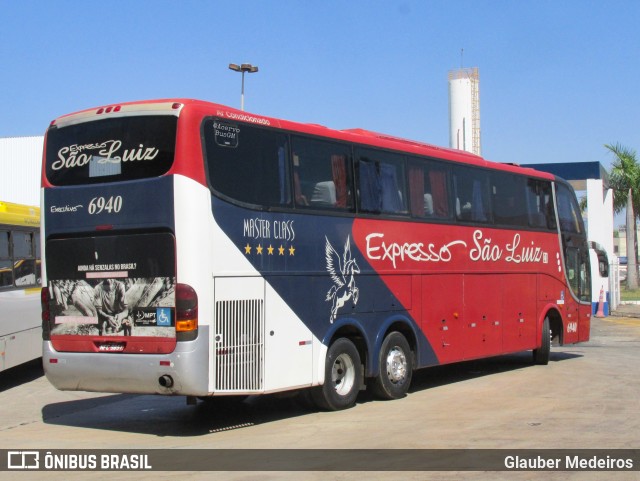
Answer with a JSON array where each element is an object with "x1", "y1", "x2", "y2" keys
[
  {"x1": 311, "y1": 337, "x2": 362, "y2": 411},
  {"x1": 533, "y1": 317, "x2": 551, "y2": 365},
  {"x1": 372, "y1": 331, "x2": 413, "y2": 400}
]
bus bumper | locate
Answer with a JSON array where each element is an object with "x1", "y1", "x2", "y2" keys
[{"x1": 42, "y1": 327, "x2": 210, "y2": 396}]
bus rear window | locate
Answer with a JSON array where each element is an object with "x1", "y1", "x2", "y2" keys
[{"x1": 45, "y1": 115, "x2": 177, "y2": 185}]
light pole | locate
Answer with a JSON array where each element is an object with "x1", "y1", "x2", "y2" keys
[{"x1": 228, "y1": 63, "x2": 258, "y2": 111}]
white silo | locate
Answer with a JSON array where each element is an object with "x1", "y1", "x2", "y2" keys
[{"x1": 448, "y1": 67, "x2": 481, "y2": 156}]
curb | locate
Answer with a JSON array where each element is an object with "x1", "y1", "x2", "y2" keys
[{"x1": 609, "y1": 311, "x2": 640, "y2": 319}]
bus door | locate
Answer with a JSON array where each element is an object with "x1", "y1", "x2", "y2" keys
[
  {"x1": 556, "y1": 183, "x2": 591, "y2": 344},
  {"x1": 563, "y1": 245, "x2": 591, "y2": 343},
  {"x1": 577, "y1": 245, "x2": 592, "y2": 342},
  {"x1": 562, "y1": 247, "x2": 582, "y2": 344}
]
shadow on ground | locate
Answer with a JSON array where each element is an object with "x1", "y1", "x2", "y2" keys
[
  {"x1": 41, "y1": 349, "x2": 580, "y2": 438},
  {"x1": 0, "y1": 358, "x2": 43, "y2": 392}
]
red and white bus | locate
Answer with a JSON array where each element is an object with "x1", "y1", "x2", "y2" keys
[{"x1": 41, "y1": 99, "x2": 591, "y2": 410}]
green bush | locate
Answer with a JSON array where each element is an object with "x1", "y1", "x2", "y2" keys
[{"x1": 620, "y1": 288, "x2": 640, "y2": 301}]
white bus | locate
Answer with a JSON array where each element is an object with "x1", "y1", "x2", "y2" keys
[{"x1": 0, "y1": 201, "x2": 41, "y2": 372}]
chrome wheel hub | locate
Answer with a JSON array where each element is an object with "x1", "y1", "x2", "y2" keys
[{"x1": 385, "y1": 347, "x2": 407, "y2": 384}]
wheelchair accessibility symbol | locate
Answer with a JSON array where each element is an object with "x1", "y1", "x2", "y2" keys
[{"x1": 156, "y1": 308, "x2": 171, "y2": 326}]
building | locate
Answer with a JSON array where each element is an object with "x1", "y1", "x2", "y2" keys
[
  {"x1": 614, "y1": 225, "x2": 640, "y2": 257},
  {"x1": 0, "y1": 136, "x2": 43, "y2": 206}
]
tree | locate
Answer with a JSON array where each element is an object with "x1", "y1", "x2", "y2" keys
[{"x1": 607, "y1": 143, "x2": 640, "y2": 289}]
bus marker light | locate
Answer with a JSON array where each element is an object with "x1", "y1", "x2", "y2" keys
[
  {"x1": 159, "y1": 360, "x2": 171, "y2": 367},
  {"x1": 95, "y1": 224, "x2": 114, "y2": 231},
  {"x1": 49, "y1": 358, "x2": 58, "y2": 364},
  {"x1": 176, "y1": 319, "x2": 197, "y2": 332},
  {"x1": 176, "y1": 283, "x2": 198, "y2": 332},
  {"x1": 41, "y1": 287, "x2": 50, "y2": 321}
]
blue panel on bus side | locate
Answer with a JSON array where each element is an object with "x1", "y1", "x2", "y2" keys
[
  {"x1": 210, "y1": 196, "x2": 439, "y2": 370},
  {"x1": 44, "y1": 177, "x2": 175, "y2": 235}
]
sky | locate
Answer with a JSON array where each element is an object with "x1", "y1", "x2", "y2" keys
[{"x1": 2, "y1": 0, "x2": 640, "y2": 177}]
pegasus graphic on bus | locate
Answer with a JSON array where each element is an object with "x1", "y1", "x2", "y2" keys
[{"x1": 325, "y1": 236, "x2": 360, "y2": 323}]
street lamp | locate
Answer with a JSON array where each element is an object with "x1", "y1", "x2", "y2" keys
[{"x1": 228, "y1": 63, "x2": 259, "y2": 111}]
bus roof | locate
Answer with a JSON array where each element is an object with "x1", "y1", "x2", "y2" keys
[
  {"x1": 0, "y1": 201, "x2": 40, "y2": 227},
  {"x1": 49, "y1": 98, "x2": 555, "y2": 181}
]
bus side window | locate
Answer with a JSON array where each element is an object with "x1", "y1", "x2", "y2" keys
[
  {"x1": 566, "y1": 247, "x2": 579, "y2": 291},
  {"x1": 526, "y1": 179, "x2": 556, "y2": 230},
  {"x1": 580, "y1": 248, "x2": 592, "y2": 301},
  {"x1": 492, "y1": 172, "x2": 528, "y2": 226},
  {"x1": 452, "y1": 166, "x2": 491, "y2": 223},
  {"x1": 556, "y1": 184, "x2": 583, "y2": 234},
  {"x1": 14, "y1": 259, "x2": 36, "y2": 287},
  {"x1": 0, "y1": 230, "x2": 11, "y2": 288},
  {"x1": 357, "y1": 148, "x2": 407, "y2": 215},
  {"x1": 408, "y1": 159, "x2": 450, "y2": 219},
  {"x1": 12, "y1": 231, "x2": 37, "y2": 287},
  {"x1": 205, "y1": 119, "x2": 292, "y2": 208},
  {"x1": 291, "y1": 137, "x2": 353, "y2": 210},
  {"x1": 13, "y1": 231, "x2": 33, "y2": 258},
  {"x1": 591, "y1": 247, "x2": 609, "y2": 278}
]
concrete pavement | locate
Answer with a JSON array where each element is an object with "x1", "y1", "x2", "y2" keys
[{"x1": 0, "y1": 313, "x2": 639, "y2": 480}]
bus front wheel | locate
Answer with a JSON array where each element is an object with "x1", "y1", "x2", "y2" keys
[
  {"x1": 533, "y1": 317, "x2": 551, "y2": 365},
  {"x1": 372, "y1": 331, "x2": 413, "y2": 400},
  {"x1": 311, "y1": 338, "x2": 362, "y2": 411}
]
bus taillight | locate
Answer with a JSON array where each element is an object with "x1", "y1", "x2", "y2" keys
[
  {"x1": 176, "y1": 283, "x2": 198, "y2": 341},
  {"x1": 41, "y1": 287, "x2": 51, "y2": 341}
]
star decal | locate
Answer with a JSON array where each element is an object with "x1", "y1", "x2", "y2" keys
[{"x1": 243, "y1": 243, "x2": 296, "y2": 256}]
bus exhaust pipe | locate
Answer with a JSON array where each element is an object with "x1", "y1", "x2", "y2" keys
[{"x1": 158, "y1": 375, "x2": 174, "y2": 388}]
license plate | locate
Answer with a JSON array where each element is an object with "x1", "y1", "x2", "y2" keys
[{"x1": 97, "y1": 342, "x2": 125, "y2": 352}]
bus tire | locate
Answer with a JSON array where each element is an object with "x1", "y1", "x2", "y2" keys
[
  {"x1": 311, "y1": 337, "x2": 362, "y2": 411},
  {"x1": 533, "y1": 317, "x2": 551, "y2": 365},
  {"x1": 372, "y1": 331, "x2": 413, "y2": 400}
]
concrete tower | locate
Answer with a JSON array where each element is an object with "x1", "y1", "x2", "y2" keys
[{"x1": 448, "y1": 67, "x2": 481, "y2": 156}]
